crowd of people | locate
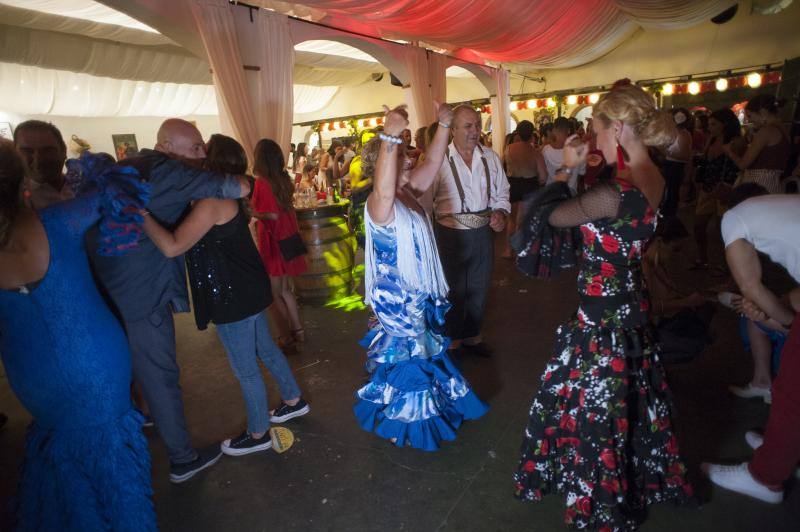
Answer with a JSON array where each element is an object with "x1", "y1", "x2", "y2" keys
[{"x1": 0, "y1": 79, "x2": 799, "y2": 531}]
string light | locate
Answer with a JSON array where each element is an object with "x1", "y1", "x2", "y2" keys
[
  {"x1": 566, "y1": 95, "x2": 578, "y2": 105},
  {"x1": 589, "y1": 93, "x2": 600, "y2": 104},
  {"x1": 526, "y1": 99, "x2": 538, "y2": 109},
  {"x1": 662, "y1": 83, "x2": 674, "y2": 96},
  {"x1": 508, "y1": 101, "x2": 518, "y2": 111},
  {"x1": 687, "y1": 81, "x2": 700, "y2": 95},
  {"x1": 715, "y1": 78, "x2": 728, "y2": 92},
  {"x1": 546, "y1": 97, "x2": 556, "y2": 108},
  {"x1": 747, "y1": 72, "x2": 762, "y2": 88},
  {"x1": 369, "y1": 118, "x2": 378, "y2": 127}
]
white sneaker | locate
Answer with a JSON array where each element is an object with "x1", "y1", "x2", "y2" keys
[
  {"x1": 744, "y1": 431, "x2": 800, "y2": 480},
  {"x1": 704, "y1": 462, "x2": 783, "y2": 504},
  {"x1": 729, "y1": 383, "x2": 772, "y2": 404}
]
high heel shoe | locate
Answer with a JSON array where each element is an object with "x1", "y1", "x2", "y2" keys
[{"x1": 291, "y1": 328, "x2": 306, "y2": 343}]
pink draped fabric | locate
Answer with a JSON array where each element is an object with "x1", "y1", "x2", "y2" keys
[
  {"x1": 261, "y1": 0, "x2": 737, "y2": 67},
  {"x1": 403, "y1": 47, "x2": 447, "y2": 127}
]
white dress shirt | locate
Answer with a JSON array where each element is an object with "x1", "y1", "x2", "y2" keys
[
  {"x1": 432, "y1": 142, "x2": 511, "y2": 229},
  {"x1": 542, "y1": 144, "x2": 585, "y2": 193}
]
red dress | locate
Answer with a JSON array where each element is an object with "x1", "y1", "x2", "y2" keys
[{"x1": 252, "y1": 178, "x2": 307, "y2": 277}]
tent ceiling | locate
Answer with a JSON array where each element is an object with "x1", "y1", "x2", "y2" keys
[
  {"x1": 0, "y1": 0, "x2": 159, "y2": 33},
  {"x1": 257, "y1": 0, "x2": 742, "y2": 68}
]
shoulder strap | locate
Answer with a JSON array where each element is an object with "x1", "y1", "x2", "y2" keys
[
  {"x1": 479, "y1": 146, "x2": 492, "y2": 205},
  {"x1": 446, "y1": 148, "x2": 469, "y2": 213}
]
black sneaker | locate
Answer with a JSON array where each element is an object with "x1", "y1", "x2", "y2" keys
[
  {"x1": 462, "y1": 342, "x2": 492, "y2": 358},
  {"x1": 269, "y1": 399, "x2": 310, "y2": 423},
  {"x1": 221, "y1": 431, "x2": 273, "y2": 456},
  {"x1": 169, "y1": 445, "x2": 223, "y2": 484}
]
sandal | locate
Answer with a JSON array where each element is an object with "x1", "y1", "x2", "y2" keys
[{"x1": 291, "y1": 328, "x2": 306, "y2": 343}]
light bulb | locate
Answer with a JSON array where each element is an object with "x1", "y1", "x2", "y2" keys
[
  {"x1": 747, "y1": 72, "x2": 762, "y2": 88},
  {"x1": 688, "y1": 81, "x2": 700, "y2": 95},
  {"x1": 589, "y1": 93, "x2": 600, "y2": 104},
  {"x1": 526, "y1": 99, "x2": 537, "y2": 109},
  {"x1": 715, "y1": 78, "x2": 728, "y2": 92},
  {"x1": 662, "y1": 83, "x2": 674, "y2": 96},
  {"x1": 546, "y1": 97, "x2": 556, "y2": 108},
  {"x1": 566, "y1": 95, "x2": 578, "y2": 105}
]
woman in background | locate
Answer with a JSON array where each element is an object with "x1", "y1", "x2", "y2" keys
[{"x1": 253, "y1": 138, "x2": 308, "y2": 347}]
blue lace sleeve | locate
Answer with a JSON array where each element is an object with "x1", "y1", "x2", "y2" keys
[{"x1": 67, "y1": 152, "x2": 151, "y2": 256}]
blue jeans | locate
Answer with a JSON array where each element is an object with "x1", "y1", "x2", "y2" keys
[{"x1": 216, "y1": 312, "x2": 301, "y2": 434}]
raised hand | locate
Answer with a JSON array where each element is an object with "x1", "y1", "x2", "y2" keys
[
  {"x1": 435, "y1": 100, "x2": 453, "y2": 127},
  {"x1": 382, "y1": 104, "x2": 409, "y2": 137},
  {"x1": 563, "y1": 134, "x2": 588, "y2": 169}
]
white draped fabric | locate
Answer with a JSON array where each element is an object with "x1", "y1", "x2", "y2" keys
[
  {"x1": 612, "y1": 0, "x2": 738, "y2": 28},
  {"x1": 403, "y1": 47, "x2": 447, "y2": 128},
  {"x1": 0, "y1": 23, "x2": 211, "y2": 84},
  {"x1": 191, "y1": 0, "x2": 295, "y2": 160},
  {"x1": 0, "y1": 0, "x2": 159, "y2": 33},
  {"x1": 190, "y1": 0, "x2": 261, "y2": 157},
  {"x1": 489, "y1": 68, "x2": 510, "y2": 159},
  {"x1": 263, "y1": 0, "x2": 741, "y2": 67},
  {"x1": 0, "y1": 61, "x2": 337, "y2": 117}
]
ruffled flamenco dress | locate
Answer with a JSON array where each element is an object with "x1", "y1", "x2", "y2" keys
[
  {"x1": 512, "y1": 180, "x2": 694, "y2": 531},
  {"x1": 0, "y1": 153, "x2": 156, "y2": 531},
  {"x1": 353, "y1": 199, "x2": 488, "y2": 451}
]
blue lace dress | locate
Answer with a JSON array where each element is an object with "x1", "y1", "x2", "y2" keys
[
  {"x1": 354, "y1": 199, "x2": 488, "y2": 451},
  {"x1": 0, "y1": 158, "x2": 155, "y2": 531}
]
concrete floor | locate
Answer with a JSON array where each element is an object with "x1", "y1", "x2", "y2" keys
[{"x1": 2, "y1": 226, "x2": 799, "y2": 531}]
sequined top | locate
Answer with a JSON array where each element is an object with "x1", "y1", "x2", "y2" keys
[{"x1": 185, "y1": 205, "x2": 272, "y2": 330}]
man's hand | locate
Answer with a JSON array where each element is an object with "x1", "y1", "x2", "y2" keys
[
  {"x1": 563, "y1": 134, "x2": 588, "y2": 168},
  {"x1": 739, "y1": 297, "x2": 767, "y2": 323},
  {"x1": 490, "y1": 210, "x2": 506, "y2": 232}
]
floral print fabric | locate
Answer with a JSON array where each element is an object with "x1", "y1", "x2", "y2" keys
[{"x1": 514, "y1": 179, "x2": 693, "y2": 530}]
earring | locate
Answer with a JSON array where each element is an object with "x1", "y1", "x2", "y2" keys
[{"x1": 616, "y1": 138, "x2": 627, "y2": 170}]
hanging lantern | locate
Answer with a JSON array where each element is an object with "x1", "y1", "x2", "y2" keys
[
  {"x1": 715, "y1": 78, "x2": 728, "y2": 92},
  {"x1": 747, "y1": 72, "x2": 762, "y2": 88},
  {"x1": 526, "y1": 99, "x2": 538, "y2": 109},
  {"x1": 687, "y1": 81, "x2": 701, "y2": 95},
  {"x1": 662, "y1": 83, "x2": 674, "y2": 96},
  {"x1": 589, "y1": 93, "x2": 600, "y2": 104},
  {"x1": 566, "y1": 94, "x2": 578, "y2": 106}
]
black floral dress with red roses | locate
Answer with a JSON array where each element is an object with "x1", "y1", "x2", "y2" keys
[{"x1": 513, "y1": 179, "x2": 693, "y2": 531}]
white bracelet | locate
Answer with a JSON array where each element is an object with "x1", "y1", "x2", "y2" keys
[{"x1": 379, "y1": 133, "x2": 403, "y2": 145}]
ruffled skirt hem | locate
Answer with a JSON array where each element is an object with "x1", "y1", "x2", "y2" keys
[{"x1": 13, "y1": 408, "x2": 156, "y2": 532}]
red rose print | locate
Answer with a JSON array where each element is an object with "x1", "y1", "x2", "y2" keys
[
  {"x1": 588, "y1": 412, "x2": 596, "y2": 422},
  {"x1": 576, "y1": 496, "x2": 592, "y2": 515},
  {"x1": 666, "y1": 435, "x2": 679, "y2": 455},
  {"x1": 539, "y1": 439, "x2": 549, "y2": 455},
  {"x1": 616, "y1": 418, "x2": 629, "y2": 434},
  {"x1": 601, "y1": 235, "x2": 620, "y2": 253},
  {"x1": 523, "y1": 460, "x2": 536, "y2": 472},
  {"x1": 544, "y1": 426, "x2": 557, "y2": 436},
  {"x1": 600, "y1": 449, "x2": 617, "y2": 469},
  {"x1": 587, "y1": 276, "x2": 604, "y2": 296},
  {"x1": 588, "y1": 339, "x2": 598, "y2": 352},
  {"x1": 600, "y1": 526, "x2": 613, "y2": 532},
  {"x1": 631, "y1": 218, "x2": 638, "y2": 228},
  {"x1": 668, "y1": 462, "x2": 685, "y2": 476},
  {"x1": 544, "y1": 371, "x2": 552, "y2": 381},
  {"x1": 580, "y1": 225, "x2": 595, "y2": 243},
  {"x1": 601, "y1": 479, "x2": 620, "y2": 494},
  {"x1": 683, "y1": 483, "x2": 694, "y2": 496},
  {"x1": 559, "y1": 413, "x2": 577, "y2": 432},
  {"x1": 565, "y1": 508, "x2": 577, "y2": 523},
  {"x1": 610, "y1": 357, "x2": 626, "y2": 372},
  {"x1": 642, "y1": 358, "x2": 651, "y2": 370},
  {"x1": 643, "y1": 209, "x2": 654, "y2": 224},
  {"x1": 569, "y1": 369, "x2": 582, "y2": 379},
  {"x1": 579, "y1": 389, "x2": 586, "y2": 407},
  {"x1": 639, "y1": 298, "x2": 650, "y2": 312},
  {"x1": 600, "y1": 262, "x2": 616, "y2": 278}
]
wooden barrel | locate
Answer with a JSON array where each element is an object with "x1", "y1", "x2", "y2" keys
[{"x1": 294, "y1": 202, "x2": 356, "y2": 304}]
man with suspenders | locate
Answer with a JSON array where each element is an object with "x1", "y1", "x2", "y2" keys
[{"x1": 431, "y1": 105, "x2": 511, "y2": 357}]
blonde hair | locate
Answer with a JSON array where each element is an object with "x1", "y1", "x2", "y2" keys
[{"x1": 593, "y1": 83, "x2": 676, "y2": 147}]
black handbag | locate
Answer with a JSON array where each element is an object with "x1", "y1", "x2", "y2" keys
[{"x1": 278, "y1": 232, "x2": 307, "y2": 261}]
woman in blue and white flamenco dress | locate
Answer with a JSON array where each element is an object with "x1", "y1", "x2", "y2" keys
[
  {"x1": 0, "y1": 145, "x2": 156, "y2": 531},
  {"x1": 354, "y1": 102, "x2": 488, "y2": 451}
]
